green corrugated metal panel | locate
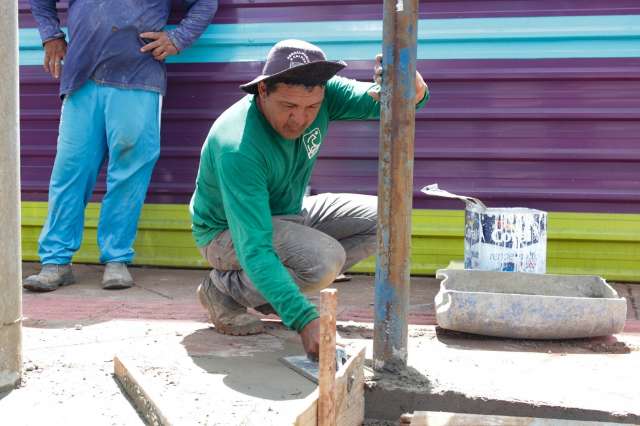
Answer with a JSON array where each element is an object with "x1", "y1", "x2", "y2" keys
[
  {"x1": 21, "y1": 202, "x2": 640, "y2": 282},
  {"x1": 22, "y1": 202, "x2": 208, "y2": 267}
]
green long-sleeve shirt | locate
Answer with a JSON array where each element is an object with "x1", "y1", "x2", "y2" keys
[{"x1": 190, "y1": 75, "x2": 428, "y2": 332}]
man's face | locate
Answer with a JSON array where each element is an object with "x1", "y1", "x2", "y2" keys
[{"x1": 257, "y1": 82, "x2": 325, "y2": 140}]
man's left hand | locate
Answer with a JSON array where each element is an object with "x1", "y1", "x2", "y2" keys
[
  {"x1": 368, "y1": 53, "x2": 428, "y2": 104},
  {"x1": 139, "y1": 32, "x2": 179, "y2": 61}
]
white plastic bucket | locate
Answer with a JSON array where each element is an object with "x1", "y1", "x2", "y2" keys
[{"x1": 422, "y1": 184, "x2": 547, "y2": 274}]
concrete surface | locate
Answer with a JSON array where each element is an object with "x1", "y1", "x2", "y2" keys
[
  {"x1": 404, "y1": 411, "x2": 628, "y2": 425},
  {"x1": 0, "y1": 320, "x2": 168, "y2": 425},
  {"x1": 0, "y1": 0, "x2": 22, "y2": 392},
  {"x1": 114, "y1": 320, "x2": 318, "y2": 425},
  {"x1": 364, "y1": 327, "x2": 640, "y2": 424},
  {"x1": 435, "y1": 269, "x2": 627, "y2": 339},
  {"x1": 1, "y1": 263, "x2": 639, "y2": 425},
  {"x1": 3, "y1": 263, "x2": 436, "y2": 426}
]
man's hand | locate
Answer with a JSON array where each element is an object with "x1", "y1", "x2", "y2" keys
[
  {"x1": 414, "y1": 69, "x2": 428, "y2": 103},
  {"x1": 43, "y1": 38, "x2": 67, "y2": 79},
  {"x1": 373, "y1": 53, "x2": 383, "y2": 86},
  {"x1": 368, "y1": 53, "x2": 429, "y2": 104},
  {"x1": 139, "y1": 31, "x2": 179, "y2": 61},
  {"x1": 299, "y1": 318, "x2": 320, "y2": 361}
]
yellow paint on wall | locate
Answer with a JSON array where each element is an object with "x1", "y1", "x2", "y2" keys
[{"x1": 21, "y1": 202, "x2": 640, "y2": 282}]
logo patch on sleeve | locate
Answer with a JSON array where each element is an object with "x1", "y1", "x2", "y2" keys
[{"x1": 302, "y1": 128, "x2": 322, "y2": 159}]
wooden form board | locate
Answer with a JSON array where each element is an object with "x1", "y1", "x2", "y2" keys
[
  {"x1": 319, "y1": 289, "x2": 338, "y2": 426},
  {"x1": 294, "y1": 344, "x2": 366, "y2": 426},
  {"x1": 113, "y1": 355, "x2": 172, "y2": 426},
  {"x1": 403, "y1": 411, "x2": 625, "y2": 426}
]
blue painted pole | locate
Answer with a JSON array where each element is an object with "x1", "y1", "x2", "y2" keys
[{"x1": 373, "y1": 0, "x2": 418, "y2": 372}]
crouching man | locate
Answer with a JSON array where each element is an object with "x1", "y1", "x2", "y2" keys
[{"x1": 190, "y1": 39, "x2": 429, "y2": 359}]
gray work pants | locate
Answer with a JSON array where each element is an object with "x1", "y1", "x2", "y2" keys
[{"x1": 198, "y1": 193, "x2": 377, "y2": 308}]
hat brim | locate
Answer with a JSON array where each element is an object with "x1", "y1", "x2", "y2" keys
[{"x1": 239, "y1": 60, "x2": 347, "y2": 94}]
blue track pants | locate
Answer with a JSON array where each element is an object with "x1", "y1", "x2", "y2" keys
[{"x1": 38, "y1": 80, "x2": 161, "y2": 265}]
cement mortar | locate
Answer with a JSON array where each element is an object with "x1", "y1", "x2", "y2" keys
[
  {"x1": 1, "y1": 319, "x2": 318, "y2": 425},
  {"x1": 0, "y1": 321, "x2": 151, "y2": 425},
  {"x1": 361, "y1": 326, "x2": 640, "y2": 424},
  {"x1": 120, "y1": 324, "x2": 318, "y2": 425},
  {"x1": 4, "y1": 318, "x2": 640, "y2": 425},
  {"x1": 11, "y1": 266, "x2": 640, "y2": 424}
]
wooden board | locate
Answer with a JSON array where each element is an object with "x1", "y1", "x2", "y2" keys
[
  {"x1": 319, "y1": 289, "x2": 338, "y2": 426},
  {"x1": 403, "y1": 411, "x2": 626, "y2": 426},
  {"x1": 294, "y1": 344, "x2": 365, "y2": 426},
  {"x1": 113, "y1": 355, "x2": 172, "y2": 426}
]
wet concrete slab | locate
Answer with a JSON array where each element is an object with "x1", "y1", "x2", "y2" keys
[
  {"x1": 0, "y1": 318, "x2": 319, "y2": 425},
  {"x1": 114, "y1": 321, "x2": 318, "y2": 425},
  {"x1": 404, "y1": 411, "x2": 629, "y2": 425},
  {"x1": 1, "y1": 320, "x2": 161, "y2": 425},
  {"x1": 363, "y1": 326, "x2": 640, "y2": 424},
  {"x1": 6, "y1": 263, "x2": 640, "y2": 424}
]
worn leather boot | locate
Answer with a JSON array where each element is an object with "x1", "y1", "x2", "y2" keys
[
  {"x1": 102, "y1": 262, "x2": 134, "y2": 290},
  {"x1": 254, "y1": 303, "x2": 277, "y2": 316},
  {"x1": 23, "y1": 264, "x2": 75, "y2": 292},
  {"x1": 197, "y1": 276, "x2": 264, "y2": 336}
]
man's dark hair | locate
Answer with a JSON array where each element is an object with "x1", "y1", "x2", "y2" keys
[{"x1": 264, "y1": 74, "x2": 328, "y2": 95}]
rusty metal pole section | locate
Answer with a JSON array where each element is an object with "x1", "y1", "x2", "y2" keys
[
  {"x1": 0, "y1": 0, "x2": 23, "y2": 391},
  {"x1": 373, "y1": 0, "x2": 418, "y2": 372}
]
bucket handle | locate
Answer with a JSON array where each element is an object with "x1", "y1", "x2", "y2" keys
[{"x1": 420, "y1": 184, "x2": 487, "y2": 210}]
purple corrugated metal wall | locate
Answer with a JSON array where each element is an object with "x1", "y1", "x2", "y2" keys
[
  {"x1": 18, "y1": 0, "x2": 640, "y2": 25},
  {"x1": 317, "y1": 59, "x2": 640, "y2": 213},
  {"x1": 18, "y1": 1, "x2": 640, "y2": 214}
]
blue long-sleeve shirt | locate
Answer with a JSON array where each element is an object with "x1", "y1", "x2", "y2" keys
[{"x1": 29, "y1": 0, "x2": 218, "y2": 96}]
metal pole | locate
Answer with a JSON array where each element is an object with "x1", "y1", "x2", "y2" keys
[
  {"x1": 373, "y1": 0, "x2": 418, "y2": 372},
  {"x1": 0, "y1": 0, "x2": 23, "y2": 391}
]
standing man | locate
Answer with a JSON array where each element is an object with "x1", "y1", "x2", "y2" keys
[
  {"x1": 190, "y1": 39, "x2": 429, "y2": 359},
  {"x1": 24, "y1": 0, "x2": 218, "y2": 291}
]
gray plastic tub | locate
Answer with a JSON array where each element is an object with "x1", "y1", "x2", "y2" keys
[{"x1": 435, "y1": 269, "x2": 627, "y2": 339}]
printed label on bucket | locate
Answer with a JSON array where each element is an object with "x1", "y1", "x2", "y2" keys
[
  {"x1": 464, "y1": 209, "x2": 547, "y2": 273},
  {"x1": 420, "y1": 184, "x2": 548, "y2": 274}
]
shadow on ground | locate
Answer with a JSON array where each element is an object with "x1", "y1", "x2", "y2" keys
[
  {"x1": 435, "y1": 327, "x2": 636, "y2": 354},
  {"x1": 180, "y1": 326, "x2": 316, "y2": 401}
]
